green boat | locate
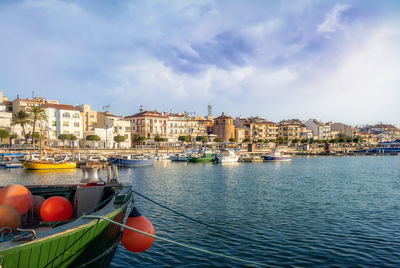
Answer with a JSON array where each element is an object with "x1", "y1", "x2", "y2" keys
[
  {"x1": 187, "y1": 153, "x2": 214, "y2": 162},
  {"x1": 0, "y1": 166, "x2": 133, "y2": 268}
]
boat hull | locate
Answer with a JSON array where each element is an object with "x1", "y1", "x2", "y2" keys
[
  {"x1": 0, "y1": 185, "x2": 132, "y2": 268},
  {"x1": 263, "y1": 156, "x2": 292, "y2": 162},
  {"x1": 108, "y1": 157, "x2": 154, "y2": 167},
  {"x1": 188, "y1": 156, "x2": 214, "y2": 162},
  {"x1": 23, "y1": 161, "x2": 77, "y2": 170}
]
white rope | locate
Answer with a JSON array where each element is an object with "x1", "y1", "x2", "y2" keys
[{"x1": 82, "y1": 215, "x2": 267, "y2": 267}]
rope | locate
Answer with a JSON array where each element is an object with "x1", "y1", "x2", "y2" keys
[
  {"x1": 132, "y1": 190, "x2": 377, "y2": 266},
  {"x1": 0, "y1": 227, "x2": 13, "y2": 242},
  {"x1": 82, "y1": 215, "x2": 267, "y2": 267}
]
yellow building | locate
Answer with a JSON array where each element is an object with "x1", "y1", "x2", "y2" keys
[
  {"x1": 278, "y1": 119, "x2": 303, "y2": 140},
  {"x1": 212, "y1": 112, "x2": 235, "y2": 142}
]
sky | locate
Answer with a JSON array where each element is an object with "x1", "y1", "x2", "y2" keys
[{"x1": 1, "y1": 0, "x2": 400, "y2": 125}]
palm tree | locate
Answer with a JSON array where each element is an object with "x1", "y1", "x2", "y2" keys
[
  {"x1": 11, "y1": 110, "x2": 31, "y2": 142},
  {"x1": 27, "y1": 105, "x2": 48, "y2": 144}
]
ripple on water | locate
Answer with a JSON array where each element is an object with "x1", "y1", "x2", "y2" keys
[{"x1": 2, "y1": 156, "x2": 400, "y2": 267}]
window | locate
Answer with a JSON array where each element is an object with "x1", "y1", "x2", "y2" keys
[
  {"x1": 52, "y1": 130, "x2": 56, "y2": 136},
  {"x1": 74, "y1": 122, "x2": 80, "y2": 127},
  {"x1": 74, "y1": 131, "x2": 80, "y2": 136},
  {"x1": 63, "y1": 131, "x2": 69, "y2": 134},
  {"x1": 63, "y1": 112, "x2": 70, "y2": 118},
  {"x1": 73, "y1": 113, "x2": 80, "y2": 118},
  {"x1": 63, "y1": 121, "x2": 69, "y2": 127},
  {"x1": 52, "y1": 121, "x2": 56, "y2": 126}
]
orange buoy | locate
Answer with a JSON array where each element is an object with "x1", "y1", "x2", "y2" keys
[
  {"x1": 40, "y1": 196, "x2": 73, "y2": 222},
  {"x1": 121, "y1": 208, "x2": 155, "y2": 252},
  {"x1": 0, "y1": 184, "x2": 32, "y2": 215},
  {"x1": 0, "y1": 205, "x2": 21, "y2": 233}
]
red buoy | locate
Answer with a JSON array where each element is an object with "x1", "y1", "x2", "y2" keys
[
  {"x1": 40, "y1": 196, "x2": 73, "y2": 222},
  {"x1": 121, "y1": 208, "x2": 155, "y2": 252},
  {"x1": 0, "y1": 184, "x2": 32, "y2": 215}
]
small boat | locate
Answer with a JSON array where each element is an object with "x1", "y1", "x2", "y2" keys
[
  {"x1": 0, "y1": 166, "x2": 133, "y2": 268},
  {"x1": 22, "y1": 160, "x2": 77, "y2": 170},
  {"x1": 154, "y1": 154, "x2": 171, "y2": 161},
  {"x1": 170, "y1": 153, "x2": 188, "y2": 161},
  {"x1": 214, "y1": 149, "x2": 239, "y2": 163},
  {"x1": 108, "y1": 155, "x2": 154, "y2": 167},
  {"x1": 187, "y1": 148, "x2": 215, "y2": 163},
  {"x1": 262, "y1": 151, "x2": 292, "y2": 162},
  {"x1": 4, "y1": 161, "x2": 23, "y2": 168},
  {"x1": 363, "y1": 140, "x2": 400, "y2": 154}
]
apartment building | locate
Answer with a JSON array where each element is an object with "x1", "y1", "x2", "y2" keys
[
  {"x1": 278, "y1": 119, "x2": 303, "y2": 140},
  {"x1": 125, "y1": 110, "x2": 168, "y2": 140},
  {"x1": 44, "y1": 103, "x2": 83, "y2": 146},
  {"x1": 304, "y1": 119, "x2": 331, "y2": 140}
]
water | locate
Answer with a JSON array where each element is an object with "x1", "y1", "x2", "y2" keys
[{"x1": 1, "y1": 156, "x2": 400, "y2": 267}]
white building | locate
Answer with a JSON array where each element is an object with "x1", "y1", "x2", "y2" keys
[
  {"x1": 305, "y1": 119, "x2": 331, "y2": 140},
  {"x1": 44, "y1": 103, "x2": 83, "y2": 146},
  {"x1": 167, "y1": 113, "x2": 188, "y2": 141}
]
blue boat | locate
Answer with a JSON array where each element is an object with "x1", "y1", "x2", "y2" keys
[
  {"x1": 364, "y1": 140, "x2": 400, "y2": 154},
  {"x1": 108, "y1": 155, "x2": 154, "y2": 167},
  {"x1": 262, "y1": 151, "x2": 292, "y2": 162}
]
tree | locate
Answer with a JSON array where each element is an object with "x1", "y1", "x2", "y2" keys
[
  {"x1": 229, "y1": 137, "x2": 236, "y2": 142},
  {"x1": 278, "y1": 137, "x2": 286, "y2": 144},
  {"x1": 86, "y1": 134, "x2": 101, "y2": 141},
  {"x1": 352, "y1": 137, "x2": 360, "y2": 143},
  {"x1": 114, "y1": 135, "x2": 126, "y2": 143},
  {"x1": 27, "y1": 105, "x2": 48, "y2": 144},
  {"x1": 11, "y1": 110, "x2": 31, "y2": 141},
  {"x1": 0, "y1": 129, "x2": 9, "y2": 144},
  {"x1": 301, "y1": 139, "x2": 308, "y2": 144},
  {"x1": 58, "y1": 134, "x2": 70, "y2": 142},
  {"x1": 26, "y1": 132, "x2": 40, "y2": 143},
  {"x1": 257, "y1": 139, "x2": 265, "y2": 143},
  {"x1": 178, "y1": 136, "x2": 190, "y2": 142},
  {"x1": 196, "y1": 136, "x2": 208, "y2": 143},
  {"x1": 214, "y1": 138, "x2": 222, "y2": 143},
  {"x1": 243, "y1": 138, "x2": 251, "y2": 143},
  {"x1": 133, "y1": 136, "x2": 147, "y2": 142},
  {"x1": 9, "y1": 133, "x2": 18, "y2": 145},
  {"x1": 292, "y1": 138, "x2": 300, "y2": 144}
]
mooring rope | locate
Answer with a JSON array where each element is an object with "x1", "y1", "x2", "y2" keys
[{"x1": 82, "y1": 214, "x2": 267, "y2": 267}]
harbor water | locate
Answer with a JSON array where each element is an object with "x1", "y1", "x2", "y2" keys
[{"x1": 1, "y1": 156, "x2": 400, "y2": 266}]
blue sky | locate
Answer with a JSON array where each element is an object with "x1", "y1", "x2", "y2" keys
[{"x1": 1, "y1": 0, "x2": 400, "y2": 125}]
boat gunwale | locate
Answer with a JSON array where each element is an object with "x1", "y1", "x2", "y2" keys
[{"x1": 0, "y1": 184, "x2": 132, "y2": 251}]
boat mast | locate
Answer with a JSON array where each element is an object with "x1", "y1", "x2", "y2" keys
[{"x1": 39, "y1": 127, "x2": 44, "y2": 161}]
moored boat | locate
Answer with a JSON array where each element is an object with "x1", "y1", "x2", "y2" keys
[
  {"x1": 0, "y1": 166, "x2": 133, "y2": 268},
  {"x1": 214, "y1": 149, "x2": 239, "y2": 163},
  {"x1": 108, "y1": 155, "x2": 154, "y2": 167},
  {"x1": 363, "y1": 140, "x2": 400, "y2": 154},
  {"x1": 23, "y1": 160, "x2": 77, "y2": 170},
  {"x1": 170, "y1": 153, "x2": 188, "y2": 161},
  {"x1": 262, "y1": 151, "x2": 292, "y2": 162},
  {"x1": 187, "y1": 148, "x2": 215, "y2": 163}
]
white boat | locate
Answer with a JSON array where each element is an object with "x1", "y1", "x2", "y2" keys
[
  {"x1": 154, "y1": 154, "x2": 171, "y2": 161},
  {"x1": 4, "y1": 162, "x2": 23, "y2": 168},
  {"x1": 262, "y1": 151, "x2": 292, "y2": 162},
  {"x1": 215, "y1": 149, "x2": 239, "y2": 163},
  {"x1": 170, "y1": 153, "x2": 188, "y2": 161}
]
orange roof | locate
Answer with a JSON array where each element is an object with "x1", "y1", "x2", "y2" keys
[
  {"x1": 44, "y1": 103, "x2": 79, "y2": 111},
  {"x1": 125, "y1": 110, "x2": 168, "y2": 118}
]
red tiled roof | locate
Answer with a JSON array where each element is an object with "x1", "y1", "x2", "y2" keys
[
  {"x1": 44, "y1": 103, "x2": 79, "y2": 111},
  {"x1": 125, "y1": 110, "x2": 168, "y2": 118}
]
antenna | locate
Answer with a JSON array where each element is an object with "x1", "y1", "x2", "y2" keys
[
  {"x1": 208, "y1": 103, "x2": 212, "y2": 116},
  {"x1": 102, "y1": 105, "x2": 110, "y2": 111}
]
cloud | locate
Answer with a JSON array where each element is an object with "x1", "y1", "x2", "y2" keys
[
  {"x1": 318, "y1": 4, "x2": 349, "y2": 34},
  {"x1": 0, "y1": 0, "x2": 400, "y2": 125}
]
